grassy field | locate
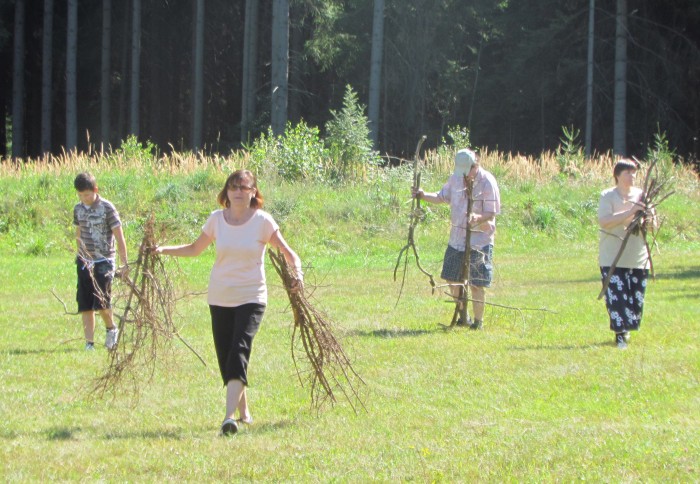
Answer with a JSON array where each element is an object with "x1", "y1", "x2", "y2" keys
[{"x1": 1, "y1": 154, "x2": 698, "y2": 481}]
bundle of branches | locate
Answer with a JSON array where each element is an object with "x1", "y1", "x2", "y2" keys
[
  {"x1": 598, "y1": 159, "x2": 675, "y2": 299},
  {"x1": 91, "y1": 214, "x2": 205, "y2": 399},
  {"x1": 394, "y1": 135, "x2": 435, "y2": 304},
  {"x1": 268, "y1": 248, "x2": 366, "y2": 414}
]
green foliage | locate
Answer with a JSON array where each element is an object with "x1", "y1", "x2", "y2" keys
[
  {"x1": 246, "y1": 122, "x2": 329, "y2": 182},
  {"x1": 556, "y1": 125, "x2": 584, "y2": 177},
  {"x1": 437, "y1": 125, "x2": 472, "y2": 159},
  {"x1": 325, "y1": 85, "x2": 381, "y2": 181},
  {"x1": 110, "y1": 135, "x2": 158, "y2": 165},
  {"x1": 645, "y1": 128, "x2": 676, "y2": 179}
]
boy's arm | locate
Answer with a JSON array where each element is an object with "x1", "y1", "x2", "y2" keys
[
  {"x1": 75, "y1": 226, "x2": 87, "y2": 259},
  {"x1": 112, "y1": 225, "x2": 129, "y2": 274}
]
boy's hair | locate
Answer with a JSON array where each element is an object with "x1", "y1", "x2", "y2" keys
[
  {"x1": 613, "y1": 158, "x2": 638, "y2": 183},
  {"x1": 74, "y1": 172, "x2": 98, "y2": 192}
]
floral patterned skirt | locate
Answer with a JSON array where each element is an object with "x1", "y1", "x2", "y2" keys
[{"x1": 600, "y1": 267, "x2": 649, "y2": 333}]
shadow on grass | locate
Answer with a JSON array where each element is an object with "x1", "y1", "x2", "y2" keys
[
  {"x1": 508, "y1": 340, "x2": 615, "y2": 351},
  {"x1": 350, "y1": 328, "x2": 438, "y2": 338},
  {"x1": 47, "y1": 427, "x2": 80, "y2": 441},
  {"x1": 530, "y1": 266, "x2": 700, "y2": 286},
  {"x1": 103, "y1": 429, "x2": 187, "y2": 440},
  {"x1": 5, "y1": 347, "x2": 81, "y2": 356},
  {"x1": 654, "y1": 266, "x2": 700, "y2": 280}
]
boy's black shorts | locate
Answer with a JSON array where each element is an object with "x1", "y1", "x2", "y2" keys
[{"x1": 76, "y1": 260, "x2": 114, "y2": 312}]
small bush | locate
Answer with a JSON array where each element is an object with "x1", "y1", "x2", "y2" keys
[
  {"x1": 645, "y1": 128, "x2": 676, "y2": 180},
  {"x1": 556, "y1": 126, "x2": 584, "y2": 177},
  {"x1": 246, "y1": 122, "x2": 329, "y2": 182},
  {"x1": 108, "y1": 135, "x2": 158, "y2": 166},
  {"x1": 436, "y1": 125, "x2": 471, "y2": 172},
  {"x1": 325, "y1": 85, "x2": 381, "y2": 181}
]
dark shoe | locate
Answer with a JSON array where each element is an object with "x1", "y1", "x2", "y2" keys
[
  {"x1": 455, "y1": 317, "x2": 472, "y2": 327},
  {"x1": 219, "y1": 418, "x2": 238, "y2": 436},
  {"x1": 469, "y1": 319, "x2": 483, "y2": 330},
  {"x1": 615, "y1": 333, "x2": 628, "y2": 349}
]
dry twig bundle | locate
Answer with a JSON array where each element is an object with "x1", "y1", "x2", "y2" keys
[
  {"x1": 268, "y1": 249, "x2": 366, "y2": 414},
  {"x1": 598, "y1": 159, "x2": 675, "y2": 299},
  {"x1": 91, "y1": 214, "x2": 206, "y2": 399}
]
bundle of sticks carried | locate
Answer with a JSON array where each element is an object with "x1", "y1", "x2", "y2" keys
[
  {"x1": 598, "y1": 159, "x2": 675, "y2": 299},
  {"x1": 268, "y1": 249, "x2": 366, "y2": 414},
  {"x1": 91, "y1": 214, "x2": 206, "y2": 399}
]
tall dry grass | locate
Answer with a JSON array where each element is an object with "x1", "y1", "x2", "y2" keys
[{"x1": 2, "y1": 146, "x2": 697, "y2": 192}]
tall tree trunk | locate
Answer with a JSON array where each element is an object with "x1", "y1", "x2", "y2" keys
[
  {"x1": 130, "y1": 0, "x2": 142, "y2": 137},
  {"x1": 101, "y1": 0, "x2": 112, "y2": 149},
  {"x1": 66, "y1": 0, "x2": 78, "y2": 151},
  {"x1": 41, "y1": 0, "x2": 54, "y2": 155},
  {"x1": 192, "y1": 0, "x2": 204, "y2": 151},
  {"x1": 368, "y1": 0, "x2": 384, "y2": 150},
  {"x1": 613, "y1": 0, "x2": 627, "y2": 156},
  {"x1": 467, "y1": 38, "x2": 483, "y2": 133},
  {"x1": 12, "y1": 0, "x2": 26, "y2": 159},
  {"x1": 271, "y1": 0, "x2": 289, "y2": 136},
  {"x1": 117, "y1": 0, "x2": 131, "y2": 142},
  {"x1": 287, "y1": 3, "x2": 302, "y2": 124},
  {"x1": 585, "y1": 0, "x2": 595, "y2": 158},
  {"x1": 241, "y1": 0, "x2": 259, "y2": 143}
]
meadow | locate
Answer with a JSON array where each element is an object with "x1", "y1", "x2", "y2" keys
[{"x1": 1, "y1": 149, "x2": 698, "y2": 481}]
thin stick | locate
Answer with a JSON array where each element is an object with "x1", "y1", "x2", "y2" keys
[{"x1": 393, "y1": 136, "x2": 435, "y2": 305}]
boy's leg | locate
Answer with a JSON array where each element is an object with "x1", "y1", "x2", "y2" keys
[
  {"x1": 99, "y1": 308, "x2": 119, "y2": 349},
  {"x1": 82, "y1": 311, "x2": 96, "y2": 343},
  {"x1": 98, "y1": 308, "x2": 117, "y2": 330}
]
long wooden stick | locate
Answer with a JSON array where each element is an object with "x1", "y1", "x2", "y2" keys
[
  {"x1": 450, "y1": 175, "x2": 474, "y2": 326},
  {"x1": 393, "y1": 136, "x2": 435, "y2": 304}
]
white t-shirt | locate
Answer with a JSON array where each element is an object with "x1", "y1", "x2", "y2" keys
[
  {"x1": 598, "y1": 187, "x2": 649, "y2": 269},
  {"x1": 202, "y1": 209, "x2": 279, "y2": 307}
]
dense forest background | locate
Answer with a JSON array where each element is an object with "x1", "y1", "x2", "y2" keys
[{"x1": 2, "y1": 0, "x2": 699, "y2": 161}]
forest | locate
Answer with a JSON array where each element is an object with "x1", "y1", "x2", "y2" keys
[{"x1": 2, "y1": 0, "x2": 699, "y2": 162}]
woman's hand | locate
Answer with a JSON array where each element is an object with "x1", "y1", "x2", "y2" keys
[{"x1": 290, "y1": 276, "x2": 304, "y2": 294}]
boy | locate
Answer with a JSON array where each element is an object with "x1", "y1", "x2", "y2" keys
[{"x1": 73, "y1": 172, "x2": 128, "y2": 350}]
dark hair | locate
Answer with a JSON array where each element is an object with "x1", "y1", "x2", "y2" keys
[
  {"x1": 613, "y1": 158, "x2": 638, "y2": 183},
  {"x1": 74, "y1": 172, "x2": 97, "y2": 191},
  {"x1": 217, "y1": 169, "x2": 264, "y2": 208}
]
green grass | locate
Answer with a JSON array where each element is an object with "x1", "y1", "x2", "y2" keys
[{"x1": 1, "y1": 166, "x2": 698, "y2": 481}]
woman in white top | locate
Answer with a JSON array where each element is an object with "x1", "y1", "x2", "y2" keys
[
  {"x1": 598, "y1": 159, "x2": 655, "y2": 349},
  {"x1": 156, "y1": 170, "x2": 303, "y2": 435}
]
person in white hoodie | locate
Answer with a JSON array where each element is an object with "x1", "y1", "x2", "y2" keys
[{"x1": 412, "y1": 149, "x2": 501, "y2": 330}]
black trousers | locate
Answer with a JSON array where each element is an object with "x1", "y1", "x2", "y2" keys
[
  {"x1": 600, "y1": 267, "x2": 648, "y2": 333},
  {"x1": 209, "y1": 303, "x2": 265, "y2": 386}
]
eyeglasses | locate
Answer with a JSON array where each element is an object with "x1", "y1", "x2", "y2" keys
[{"x1": 229, "y1": 184, "x2": 254, "y2": 192}]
